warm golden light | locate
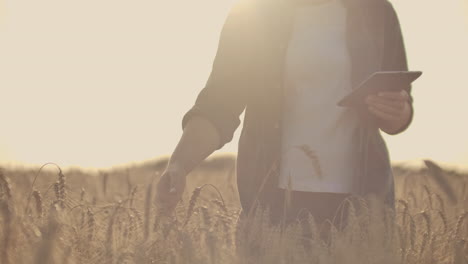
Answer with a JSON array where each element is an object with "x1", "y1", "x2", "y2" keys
[{"x1": 0, "y1": 0, "x2": 467, "y2": 170}]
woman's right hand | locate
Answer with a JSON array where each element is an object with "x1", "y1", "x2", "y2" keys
[{"x1": 155, "y1": 163, "x2": 188, "y2": 215}]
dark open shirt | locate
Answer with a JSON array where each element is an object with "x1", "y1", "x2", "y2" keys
[{"x1": 182, "y1": 0, "x2": 413, "y2": 213}]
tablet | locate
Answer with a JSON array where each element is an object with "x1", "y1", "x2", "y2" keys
[{"x1": 337, "y1": 71, "x2": 422, "y2": 107}]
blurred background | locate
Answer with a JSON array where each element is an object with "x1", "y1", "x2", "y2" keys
[{"x1": 0, "y1": 0, "x2": 467, "y2": 169}]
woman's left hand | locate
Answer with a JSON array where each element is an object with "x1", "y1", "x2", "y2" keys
[{"x1": 365, "y1": 89, "x2": 412, "y2": 134}]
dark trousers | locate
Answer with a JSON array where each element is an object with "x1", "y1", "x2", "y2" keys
[
  {"x1": 235, "y1": 188, "x2": 354, "y2": 256},
  {"x1": 267, "y1": 188, "x2": 352, "y2": 227},
  {"x1": 238, "y1": 188, "x2": 353, "y2": 237}
]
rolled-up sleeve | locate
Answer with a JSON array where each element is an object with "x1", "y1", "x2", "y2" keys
[
  {"x1": 381, "y1": 2, "x2": 413, "y2": 135},
  {"x1": 182, "y1": 0, "x2": 256, "y2": 149}
]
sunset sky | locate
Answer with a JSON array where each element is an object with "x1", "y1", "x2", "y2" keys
[{"x1": 0, "y1": 0, "x2": 467, "y2": 170}]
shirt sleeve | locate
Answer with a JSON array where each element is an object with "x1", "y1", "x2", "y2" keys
[
  {"x1": 181, "y1": 0, "x2": 256, "y2": 149},
  {"x1": 381, "y1": 1, "x2": 413, "y2": 135}
]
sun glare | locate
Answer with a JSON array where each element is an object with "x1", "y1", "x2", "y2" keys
[{"x1": 0, "y1": 0, "x2": 467, "y2": 170}]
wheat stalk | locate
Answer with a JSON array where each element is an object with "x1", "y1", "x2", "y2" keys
[
  {"x1": 144, "y1": 182, "x2": 153, "y2": 240},
  {"x1": 424, "y1": 160, "x2": 457, "y2": 203},
  {"x1": 184, "y1": 186, "x2": 202, "y2": 227},
  {"x1": 422, "y1": 185, "x2": 433, "y2": 210},
  {"x1": 454, "y1": 211, "x2": 468, "y2": 240},
  {"x1": 32, "y1": 190, "x2": 43, "y2": 219},
  {"x1": 295, "y1": 144, "x2": 323, "y2": 179},
  {"x1": 87, "y1": 208, "x2": 95, "y2": 241},
  {"x1": 436, "y1": 210, "x2": 448, "y2": 234},
  {"x1": 0, "y1": 170, "x2": 12, "y2": 200},
  {"x1": 0, "y1": 200, "x2": 12, "y2": 264},
  {"x1": 25, "y1": 163, "x2": 62, "y2": 215}
]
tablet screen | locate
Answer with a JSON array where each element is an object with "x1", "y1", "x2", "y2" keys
[{"x1": 337, "y1": 71, "x2": 422, "y2": 107}]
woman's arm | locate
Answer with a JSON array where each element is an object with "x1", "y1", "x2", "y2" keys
[
  {"x1": 155, "y1": 0, "x2": 256, "y2": 214},
  {"x1": 169, "y1": 116, "x2": 221, "y2": 176},
  {"x1": 155, "y1": 116, "x2": 221, "y2": 214}
]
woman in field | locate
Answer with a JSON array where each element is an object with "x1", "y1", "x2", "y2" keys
[{"x1": 156, "y1": 0, "x2": 413, "y2": 228}]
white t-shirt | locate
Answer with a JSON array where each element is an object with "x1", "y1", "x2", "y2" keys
[{"x1": 278, "y1": 0, "x2": 361, "y2": 194}]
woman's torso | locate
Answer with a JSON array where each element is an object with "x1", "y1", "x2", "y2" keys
[{"x1": 278, "y1": 0, "x2": 361, "y2": 193}]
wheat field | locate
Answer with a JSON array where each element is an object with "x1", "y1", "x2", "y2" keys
[{"x1": 0, "y1": 154, "x2": 467, "y2": 264}]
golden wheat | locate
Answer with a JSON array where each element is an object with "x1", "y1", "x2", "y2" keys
[{"x1": 0, "y1": 158, "x2": 465, "y2": 263}]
